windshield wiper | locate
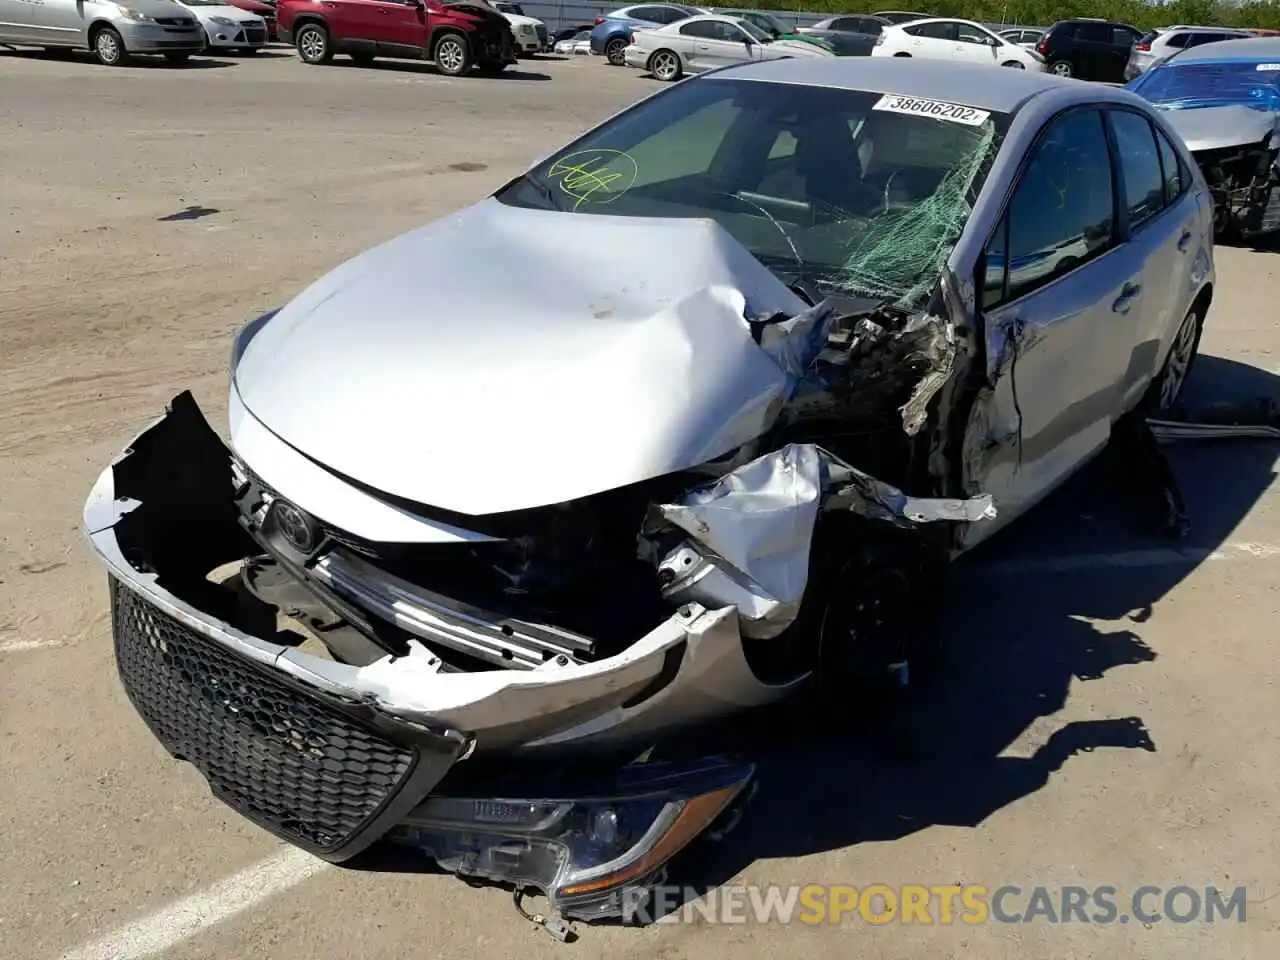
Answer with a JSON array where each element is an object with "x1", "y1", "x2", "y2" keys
[{"x1": 513, "y1": 172, "x2": 562, "y2": 211}]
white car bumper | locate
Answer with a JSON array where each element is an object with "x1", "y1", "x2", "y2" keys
[
  {"x1": 623, "y1": 44, "x2": 648, "y2": 69},
  {"x1": 203, "y1": 21, "x2": 268, "y2": 49}
]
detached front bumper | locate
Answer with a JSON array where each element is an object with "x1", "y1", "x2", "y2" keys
[{"x1": 84, "y1": 394, "x2": 760, "y2": 914}]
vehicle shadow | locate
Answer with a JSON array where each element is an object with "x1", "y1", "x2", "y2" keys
[
  {"x1": 0, "y1": 47, "x2": 236, "y2": 67},
  {"x1": 333, "y1": 59, "x2": 550, "y2": 80},
  {"x1": 348, "y1": 356, "x2": 1278, "y2": 924}
]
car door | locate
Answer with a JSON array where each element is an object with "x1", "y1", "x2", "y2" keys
[
  {"x1": 0, "y1": 0, "x2": 38, "y2": 43},
  {"x1": 954, "y1": 21, "x2": 998, "y2": 65},
  {"x1": 902, "y1": 19, "x2": 955, "y2": 60},
  {"x1": 24, "y1": 0, "x2": 87, "y2": 46},
  {"x1": 1105, "y1": 107, "x2": 1206, "y2": 410},
  {"x1": 372, "y1": 0, "x2": 427, "y2": 52},
  {"x1": 973, "y1": 107, "x2": 1145, "y2": 533}
]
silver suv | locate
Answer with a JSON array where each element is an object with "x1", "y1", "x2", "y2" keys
[{"x1": 1125, "y1": 24, "x2": 1252, "y2": 80}]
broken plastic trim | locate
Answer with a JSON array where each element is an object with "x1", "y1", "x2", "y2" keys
[{"x1": 644, "y1": 443, "x2": 995, "y2": 639}]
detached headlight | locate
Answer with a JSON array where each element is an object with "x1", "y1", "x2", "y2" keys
[
  {"x1": 210, "y1": 15, "x2": 238, "y2": 25},
  {"x1": 519, "y1": 23, "x2": 535, "y2": 34},
  {"x1": 116, "y1": 6, "x2": 154, "y2": 21},
  {"x1": 391, "y1": 757, "x2": 754, "y2": 920}
]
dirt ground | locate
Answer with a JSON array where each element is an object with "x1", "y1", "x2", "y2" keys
[{"x1": 1, "y1": 47, "x2": 1278, "y2": 960}]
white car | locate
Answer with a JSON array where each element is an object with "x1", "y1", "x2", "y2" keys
[
  {"x1": 491, "y1": 1, "x2": 547, "y2": 55},
  {"x1": 873, "y1": 17, "x2": 1045, "y2": 70},
  {"x1": 177, "y1": 0, "x2": 267, "y2": 52},
  {"x1": 554, "y1": 30, "x2": 592, "y2": 55},
  {"x1": 623, "y1": 14, "x2": 833, "y2": 81}
]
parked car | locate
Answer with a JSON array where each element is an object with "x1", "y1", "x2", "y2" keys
[
  {"x1": 796, "y1": 28, "x2": 877, "y2": 56},
  {"x1": 1036, "y1": 17, "x2": 1142, "y2": 81},
  {"x1": 86, "y1": 57, "x2": 1214, "y2": 924},
  {"x1": 1124, "y1": 24, "x2": 1252, "y2": 81},
  {"x1": 872, "y1": 17, "x2": 1044, "y2": 70},
  {"x1": 177, "y1": 0, "x2": 268, "y2": 52},
  {"x1": 491, "y1": 0, "x2": 546, "y2": 55},
  {"x1": 589, "y1": 3, "x2": 701, "y2": 65},
  {"x1": 553, "y1": 28, "x2": 591, "y2": 54},
  {"x1": 0, "y1": 0, "x2": 204, "y2": 65},
  {"x1": 1128, "y1": 36, "x2": 1280, "y2": 237},
  {"x1": 550, "y1": 23, "x2": 593, "y2": 48},
  {"x1": 276, "y1": 0, "x2": 517, "y2": 74},
  {"x1": 224, "y1": 0, "x2": 277, "y2": 41},
  {"x1": 999, "y1": 27, "x2": 1044, "y2": 49},
  {"x1": 801, "y1": 14, "x2": 889, "y2": 37},
  {"x1": 717, "y1": 9, "x2": 831, "y2": 49},
  {"x1": 872, "y1": 10, "x2": 931, "y2": 24},
  {"x1": 623, "y1": 14, "x2": 832, "y2": 80}
]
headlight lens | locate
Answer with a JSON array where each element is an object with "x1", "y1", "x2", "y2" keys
[
  {"x1": 519, "y1": 23, "x2": 535, "y2": 34},
  {"x1": 210, "y1": 15, "x2": 238, "y2": 25},
  {"x1": 390, "y1": 757, "x2": 754, "y2": 920},
  {"x1": 116, "y1": 6, "x2": 153, "y2": 21}
]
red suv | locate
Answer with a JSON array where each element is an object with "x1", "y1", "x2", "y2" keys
[{"x1": 277, "y1": 0, "x2": 516, "y2": 75}]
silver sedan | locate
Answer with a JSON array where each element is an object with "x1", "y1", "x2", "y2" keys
[{"x1": 623, "y1": 13, "x2": 833, "y2": 81}]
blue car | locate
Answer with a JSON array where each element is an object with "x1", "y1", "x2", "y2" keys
[
  {"x1": 1127, "y1": 36, "x2": 1280, "y2": 236},
  {"x1": 589, "y1": 3, "x2": 703, "y2": 64}
]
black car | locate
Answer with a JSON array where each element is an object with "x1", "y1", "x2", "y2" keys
[{"x1": 1036, "y1": 17, "x2": 1143, "y2": 81}]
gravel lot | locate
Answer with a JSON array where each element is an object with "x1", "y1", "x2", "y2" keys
[{"x1": 2, "y1": 46, "x2": 1278, "y2": 960}]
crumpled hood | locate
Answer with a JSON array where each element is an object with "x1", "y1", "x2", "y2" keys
[
  {"x1": 1162, "y1": 104, "x2": 1280, "y2": 153},
  {"x1": 233, "y1": 199, "x2": 816, "y2": 517}
]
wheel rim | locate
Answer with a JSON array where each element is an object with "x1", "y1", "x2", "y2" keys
[
  {"x1": 653, "y1": 52, "x2": 676, "y2": 78},
  {"x1": 437, "y1": 38, "x2": 464, "y2": 71},
  {"x1": 606, "y1": 39, "x2": 625, "y2": 64},
  {"x1": 1005, "y1": 60, "x2": 1024, "y2": 68},
  {"x1": 1051, "y1": 61, "x2": 1071, "y2": 76},
  {"x1": 1160, "y1": 311, "x2": 1199, "y2": 410},
  {"x1": 97, "y1": 31, "x2": 120, "y2": 62},
  {"x1": 817, "y1": 565, "x2": 912, "y2": 683},
  {"x1": 298, "y1": 28, "x2": 324, "y2": 60}
]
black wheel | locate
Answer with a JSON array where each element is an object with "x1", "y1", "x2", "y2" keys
[
  {"x1": 648, "y1": 48, "x2": 681, "y2": 81},
  {"x1": 1142, "y1": 302, "x2": 1204, "y2": 414},
  {"x1": 433, "y1": 31, "x2": 470, "y2": 75},
  {"x1": 294, "y1": 22, "x2": 331, "y2": 64},
  {"x1": 1049, "y1": 59, "x2": 1072, "y2": 77},
  {"x1": 1001, "y1": 60, "x2": 1024, "y2": 68},
  {"x1": 893, "y1": 51, "x2": 911, "y2": 57},
  {"x1": 348, "y1": 50, "x2": 374, "y2": 65},
  {"x1": 604, "y1": 36, "x2": 627, "y2": 65},
  {"x1": 164, "y1": 51, "x2": 190, "y2": 63},
  {"x1": 92, "y1": 25, "x2": 128, "y2": 66}
]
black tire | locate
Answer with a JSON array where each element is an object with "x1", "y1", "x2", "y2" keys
[
  {"x1": 91, "y1": 25, "x2": 128, "y2": 66},
  {"x1": 604, "y1": 35, "x2": 627, "y2": 65},
  {"x1": 1142, "y1": 301, "x2": 1205, "y2": 414},
  {"x1": 648, "y1": 48, "x2": 681, "y2": 81},
  {"x1": 432, "y1": 31, "x2": 470, "y2": 76},
  {"x1": 348, "y1": 50, "x2": 375, "y2": 65},
  {"x1": 294, "y1": 22, "x2": 332, "y2": 64},
  {"x1": 1000, "y1": 60, "x2": 1024, "y2": 68},
  {"x1": 164, "y1": 51, "x2": 190, "y2": 63},
  {"x1": 1048, "y1": 59, "x2": 1072, "y2": 77},
  {"x1": 893, "y1": 51, "x2": 911, "y2": 57}
]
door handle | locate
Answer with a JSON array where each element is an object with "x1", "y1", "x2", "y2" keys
[
  {"x1": 696, "y1": 43, "x2": 708, "y2": 49},
  {"x1": 1177, "y1": 229, "x2": 1192, "y2": 252},
  {"x1": 1112, "y1": 281, "x2": 1142, "y2": 314}
]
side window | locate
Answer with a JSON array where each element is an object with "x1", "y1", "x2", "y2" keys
[
  {"x1": 1110, "y1": 26, "x2": 1134, "y2": 46},
  {"x1": 996, "y1": 109, "x2": 1115, "y2": 304},
  {"x1": 1110, "y1": 110, "x2": 1165, "y2": 229},
  {"x1": 1077, "y1": 23, "x2": 1108, "y2": 43},
  {"x1": 1164, "y1": 32, "x2": 1188, "y2": 49},
  {"x1": 713, "y1": 21, "x2": 747, "y2": 41},
  {"x1": 956, "y1": 23, "x2": 993, "y2": 45},
  {"x1": 982, "y1": 214, "x2": 1008, "y2": 309},
  {"x1": 629, "y1": 7, "x2": 662, "y2": 23},
  {"x1": 908, "y1": 20, "x2": 955, "y2": 40},
  {"x1": 679, "y1": 20, "x2": 709, "y2": 37},
  {"x1": 1155, "y1": 127, "x2": 1189, "y2": 204},
  {"x1": 858, "y1": 18, "x2": 884, "y2": 34},
  {"x1": 831, "y1": 17, "x2": 857, "y2": 30}
]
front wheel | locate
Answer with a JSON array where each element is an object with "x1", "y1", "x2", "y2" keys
[
  {"x1": 1049, "y1": 59, "x2": 1072, "y2": 77},
  {"x1": 433, "y1": 32, "x2": 470, "y2": 75},
  {"x1": 892, "y1": 51, "x2": 911, "y2": 57},
  {"x1": 294, "y1": 23, "x2": 332, "y2": 64},
  {"x1": 92, "y1": 26, "x2": 128, "y2": 66},
  {"x1": 648, "y1": 48, "x2": 681, "y2": 81},
  {"x1": 1001, "y1": 59, "x2": 1025, "y2": 68},
  {"x1": 604, "y1": 36, "x2": 627, "y2": 65}
]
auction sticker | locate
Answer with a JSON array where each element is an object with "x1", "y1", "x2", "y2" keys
[
  {"x1": 872, "y1": 94, "x2": 991, "y2": 126},
  {"x1": 1256, "y1": 63, "x2": 1280, "y2": 71}
]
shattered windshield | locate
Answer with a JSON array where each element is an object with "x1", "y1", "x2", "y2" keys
[
  {"x1": 1134, "y1": 60, "x2": 1280, "y2": 110},
  {"x1": 495, "y1": 77, "x2": 1007, "y2": 308}
]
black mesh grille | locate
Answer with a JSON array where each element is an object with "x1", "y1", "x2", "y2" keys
[{"x1": 112, "y1": 580, "x2": 416, "y2": 854}]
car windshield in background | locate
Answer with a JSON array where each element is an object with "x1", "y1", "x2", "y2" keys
[
  {"x1": 1136, "y1": 60, "x2": 1280, "y2": 109},
  {"x1": 496, "y1": 77, "x2": 1007, "y2": 307}
]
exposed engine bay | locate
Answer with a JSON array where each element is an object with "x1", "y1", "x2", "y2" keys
[{"x1": 1194, "y1": 138, "x2": 1280, "y2": 237}]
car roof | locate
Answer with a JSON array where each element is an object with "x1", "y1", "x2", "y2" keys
[
  {"x1": 1170, "y1": 35, "x2": 1280, "y2": 61},
  {"x1": 886, "y1": 16, "x2": 989, "y2": 29},
  {"x1": 709, "y1": 56, "x2": 1085, "y2": 113}
]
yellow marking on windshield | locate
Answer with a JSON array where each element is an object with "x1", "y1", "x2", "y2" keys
[{"x1": 547, "y1": 149, "x2": 639, "y2": 209}]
